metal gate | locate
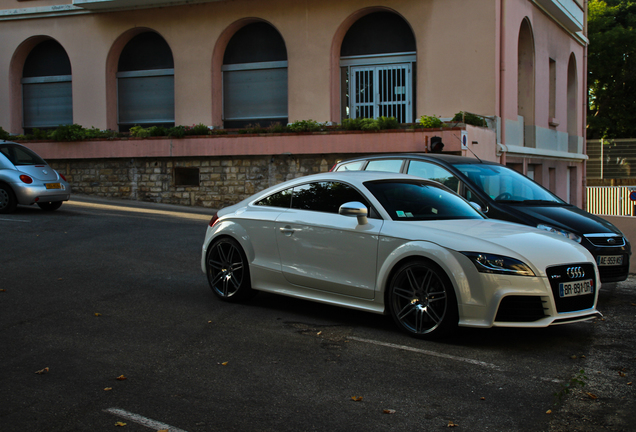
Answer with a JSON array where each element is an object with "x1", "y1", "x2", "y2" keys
[{"x1": 350, "y1": 64, "x2": 411, "y2": 123}]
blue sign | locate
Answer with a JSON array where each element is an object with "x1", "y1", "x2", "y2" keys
[{"x1": 630, "y1": 191, "x2": 636, "y2": 201}]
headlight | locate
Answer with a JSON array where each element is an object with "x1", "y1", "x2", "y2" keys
[
  {"x1": 537, "y1": 224, "x2": 582, "y2": 243},
  {"x1": 461, "y1": 252, "x2": 535, "y2": 276}
]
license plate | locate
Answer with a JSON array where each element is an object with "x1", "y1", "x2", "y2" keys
[
  {"x1": 559, "y1": 279, "x2": 594, "y2": 298},
  {"x1": 45, "y1": 183, "x2": 61, "y2": 190},
  {"x1": 597, "y1": 255, "x2": 623, "y2": 266}
]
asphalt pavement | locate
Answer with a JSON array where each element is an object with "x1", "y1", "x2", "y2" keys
[{"x1": 1, "y1": 195, "x2": 635, "y2": 431}]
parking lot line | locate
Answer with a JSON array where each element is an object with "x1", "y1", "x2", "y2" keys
[
  {"x1": 104, "y1": 408, "x2": 189, "y2": 432},
  {"x1": 349, "y1": 336, "x2": 504, "y2": 371}
]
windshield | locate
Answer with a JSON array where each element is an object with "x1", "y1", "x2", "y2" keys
[
  {"x1": 454, "y1": 164, "x2": 564, "y2": 204},
  {"x1": 364, "y1": 180, "x2": 484, "y2": 221},
  {"x1": 0, "y1": 144, "x2": 46, "y2": 166}
]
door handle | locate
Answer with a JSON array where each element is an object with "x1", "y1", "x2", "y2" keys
[{"x1": 279, "y1": 225, "x2": 297, "y2": 236}]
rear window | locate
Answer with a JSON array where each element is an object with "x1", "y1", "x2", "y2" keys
[{"x1": 0, "y1": 144, "x2": 46, "y2": 166}]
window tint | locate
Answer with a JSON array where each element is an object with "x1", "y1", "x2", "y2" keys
[
  {"x1": 0, "y1": 144, "x2": 46, "y2": 166},
  {"x1": 256, "y1": 188, "x2": 293, "y2": 208},
  {"x1": 365, "y1": 159, "x2": 403, "y2": 173},
  {"x1": 365, "y1": 180, "x2": 483, "y2": 221},
  {"x1": 407, "y1": 160, "x2": 460, "y2": 194},
  {"x1": 291, "y1": 182, "x2": 368, "y2": 214}
]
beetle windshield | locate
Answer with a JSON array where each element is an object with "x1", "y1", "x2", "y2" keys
[
  {"x1": 365, "y1": 180, "x2": 484, "y2": 221},
  {"x1": 454, "y1": 164, "x2": 564, "y2": 204}
]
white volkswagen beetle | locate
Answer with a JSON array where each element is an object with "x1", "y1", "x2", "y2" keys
[
  {"x1": 201, "y1": 171, "x2": 601, "y2": 338},
  {"x1": 0, "y1": 141, "x2": 70, "y2": 213}
]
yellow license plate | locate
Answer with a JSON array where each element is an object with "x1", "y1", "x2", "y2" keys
[{"x1": 45, "y1": 183, "x2": 61, "y2": 189}]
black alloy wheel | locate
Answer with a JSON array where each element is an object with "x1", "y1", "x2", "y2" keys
[
  {"x1": 388, "y1": 260, "x2": 458, "y2": 338},
  {"x1": 206, "y1": 237, "x2": 253, "y2": 301}
]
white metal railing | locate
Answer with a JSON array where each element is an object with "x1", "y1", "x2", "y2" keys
[{"x1": 587, "y1": 186, "x2": 636, "y2": 216}]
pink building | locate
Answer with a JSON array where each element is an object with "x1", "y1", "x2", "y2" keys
[{"x1": 0, "y1": 0, "x2": 588, "y2": 207}]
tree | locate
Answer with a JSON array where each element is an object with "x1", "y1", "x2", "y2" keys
[{"x1": 587, "y1": 0, "x2": 636, "y2": 139}]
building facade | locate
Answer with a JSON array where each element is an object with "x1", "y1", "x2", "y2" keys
[{"x1": 0, "y1": 0, "x2": 588, "y2": 207}]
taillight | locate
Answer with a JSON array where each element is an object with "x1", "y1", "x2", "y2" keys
[
  {"x1": 209, "y1": 213, "x2": 220, "y2": 227},
  {"x1": 19, "y1": 175, "x2": 33, "y2": 184},
  {"x1": 58, "y1": 173, "x2": 67, "y2": 181}
]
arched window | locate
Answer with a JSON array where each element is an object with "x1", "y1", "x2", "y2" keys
[
  {"x1": 340, "y1": 12, "x2": 416, "y2": 123},
  {"x1": 22, "y1": 40, "x2": 72, "y2": 132},
  {"x1": 567, "y1": 54, "x2": 578, "y2": 152},
  {"x1": 517, "y1": 19, "x2": 535, "y2": 147},
  {"x1": 222, "y1": 22, "x2": 288, "y2": 129},
  {"x1": 117, "y1": 32, "x2": 174, "y2": 132}
]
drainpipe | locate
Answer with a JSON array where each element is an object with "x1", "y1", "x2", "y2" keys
[{"x1": 499, "y1": 0, "x2": 507, "y2": 165}]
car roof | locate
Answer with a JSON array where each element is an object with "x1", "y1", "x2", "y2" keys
[{"x1": 338, "y1": 153, "x2": 501, "y2": 167}]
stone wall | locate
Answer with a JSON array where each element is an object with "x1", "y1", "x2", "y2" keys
[{"x1": 49, "y1": 154, "x2": 340, "y2": 209}]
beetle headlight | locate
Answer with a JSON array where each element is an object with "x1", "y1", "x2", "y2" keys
[
  {"x1": 537, "y1": 224, "x2": 582, "y2": 243},
  {"x1": 461, "y1": 252, "x2": 535, "y2": 276}
]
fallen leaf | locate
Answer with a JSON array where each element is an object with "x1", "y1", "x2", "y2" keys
[
  {"x1": 104, "y1": 387, "x2": 112, "y2": 391},
  {"x1": 447, "y1": 421, "x2": 459, "y2": 427},
  {"x1": 351, "y1": 396, "x2": 363, "y2": 402},
  {"x1": 94, "y1": 313, "x2": 102, "y2": 317},
  {"x1": 35, "y1": 367, "x2": 49, "y2": 375},
  {"x1": 317, "y1": 331, "x2": 322, "y2": 335},
  {"x1": 628, "y1": 382, "x2": 633, "y2": 386},
  {"x1": 115, "y1": 421, "x2": 126, "y2": 427},
  {"x1": 546, "y1": 409, "x2": 552, "y2": 414},
  {"x1": 116, "y1": 375, "x2": 127, "y2": 381},
  {"x1": 383, "y1": 409, "x2": 396, "y2": 414},
  {"x1": 571, "y1": 355, "x2": 578, "y2": 359},
  {"x1": 586, "y1": 392, "x2": 598, "y2": 400},
  {"x1": 0, "y1": 289, "x2": 6, "y2": 292},
  {"x1": 480, "y1": 397, "x2": 486, "y2": 400},
  {"x1": 619, "y1": 371, "x2": 626, "y2": 377},
  {"x1": 221, "y1": 361, "x2": 228, "y2": 366}
]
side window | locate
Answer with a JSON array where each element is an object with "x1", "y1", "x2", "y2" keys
[
  {"x1": 291, "y1": 182, "x2": 368, "y2": 214},
  {"x1": 365, "y1": 159, "x2": 403, "y2": 173},
  {"x1": 335, "y1": 161, "x2": 365, "y2": 172},
  {"x1": 407, "y1": 160, "x2": 460, "y2": 194},
  {"x1": 255, "y1": 188, "x2": 293, "y2": 208}
]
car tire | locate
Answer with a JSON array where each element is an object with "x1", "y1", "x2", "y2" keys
[
  {"x1": 37, "y1": 201, "x2": 63, "y2": 211},
  {"x1": 206, "y1": 237, "x2": 253, "y2": 302},
  {"x1": 0, "y1": 183, "x2": 17, "y2": 214},
  {"x1": 387, "y1": 259, "x2": 458, "y2": 338}
]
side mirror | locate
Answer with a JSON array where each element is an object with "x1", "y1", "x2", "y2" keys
[
  {"x1": 339, "y1": 201, "x2": 369, "y2": 225},
  {"x1": 469, "y1": 201, "x2": 488, "y2": 214}
]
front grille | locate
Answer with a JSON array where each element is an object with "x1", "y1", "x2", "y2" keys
[
  {"x1": 495, "y1": 296, "x2": 548, "y2": 322},
  {"x1": 546, "y1": 264, "x2": 596, "y2": 312},
  {"x1": 585, "y1": 235, "x2": 626, "y2": 247}
]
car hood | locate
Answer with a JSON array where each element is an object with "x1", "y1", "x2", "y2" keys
[
  {"x1": 17, "y1": 164, "x2": 60, "y2": 182},
  {"x1": 498, "y1": 203, "x2": 623, "y2": 236},
  {"x1": 383, "y1": 218, "x2": 594, "y2": 274}
]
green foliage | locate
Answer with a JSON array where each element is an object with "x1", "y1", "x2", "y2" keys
[
  {"x1": 267, "y1": 122, "x2": 288, "y2": 133},
  {"x1": 554, "y1": 369, "x2": 588, "y2": 405},
  {"x1": 129, "y1": 125, "x2": 151, "y2": 138},
  {"x1": 186, "y1": 123, "x2": 211, "y2": 136},
  {"x1": 167, "y1": 126, "x2": 186, "y2": 138},
  {"x1": 0, "y1": 126, "x2": 11, "y2": 141},
  {"x1": 341, "y1": 116, "x2": 399, "y2": 131},
  {"x1": 452, "y1": 111, "x2": 487, "y2": 127},
  {"x1": 587, "y1": 0, "x2": 636, "y2": 139},
  {"x1": 287, "y1": 119, "x2": 323, "y2": 133},
  {"x1": 419, "y1": 115, "x2": 443, "y2": 128}
]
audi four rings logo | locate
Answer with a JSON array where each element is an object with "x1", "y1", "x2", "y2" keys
[{"x1": 566, "y1": 267, "x2": 585, "y2": 279}]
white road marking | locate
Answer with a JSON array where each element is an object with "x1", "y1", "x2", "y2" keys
[
  {"x1": 104, "y1": 408, "x2": 189, "y2": 432},
  {"x1": 349, "y1": 336, "x2": 504, "y2": 371},
  {"x1": 0, "y1": 217, "x2": 30, "y2": 222},
  {"x1": 67, "y1": 200, "x2": 211, "y2": 221}
]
